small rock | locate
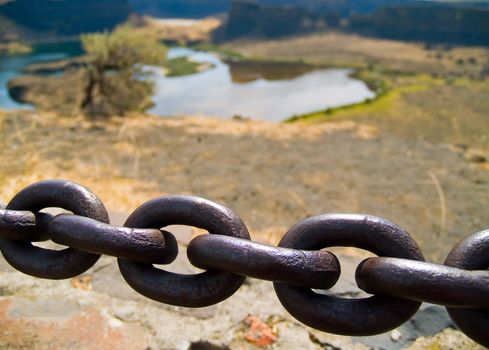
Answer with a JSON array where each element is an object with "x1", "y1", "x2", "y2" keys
[
  {"x1": 243, "y1": 315, "x2": 278, "y2": 347},
  {"x1": 464, "y1": 150, "x2": 487, "y2": 163},
  {"x1": 111, "y1": 305, "x2": 137, "y2": 323},
  {"x1": 189, "y1": 341, "x2": 230, "y2": 350},
  {"x1": 71, "y1": 275, "x2": 92, "y2": 291},
  {"x1": 390, "y1": 329, "x2": 402, "y2": 342}
]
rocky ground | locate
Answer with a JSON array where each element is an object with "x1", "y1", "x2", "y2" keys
[
  {"x1": 0, "y1": 110, "x2": 488, "y2": 349},
  {"x1": 0, "y1": 237, "x2": 484, "y2": 350}
]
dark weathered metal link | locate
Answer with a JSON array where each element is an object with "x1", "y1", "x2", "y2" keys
[
  {"x1": 118, "y1": 195, "x2": 251, "y2": 308},
  {"x1": 187, "y1": 234, "x2": 341, "y2": 289},
  {"x1": 444, "y1": 229, "x2": 489, "y2": 348},
  {"x1": 0, "y1": 209, "x2": 52, "y2": 242},
  {"x1": 48, "y1": 214, "x2": 178, "y2": 264},
  {"x1": 0, "y1": 179, "x2": 488, "y2": 347},
  {"x1": 0, "y1": 180, "x2": 109, "y2": 279},
  {"x1": 356, "y1": 257, "x2": 489, "y2": 308},
  {"x1": 273, "y1": 214, "x2": 424, "y2": 336}
]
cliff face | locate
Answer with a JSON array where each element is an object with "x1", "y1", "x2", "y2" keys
[
  {"x1": 127, "y1": 0, "x2": 414, "y2": 18},
  {"x1": 0, "y1": 0, "x2": 129, "y2": 41},
  {"x1": 128, "y1": 0, "x2": 489, "y2": 19},
  {"x1": 350, "y1": 5, "x2": 489, "y2": 46},
  {"x1": 220, "y1": 0, "x2": 489, "y2": 46},
  {"x1": 129, "y1": 0, "x2": 230, "y2": 18},
  {"x1": 220, "y1": 1, "x2": 337, "y2": 40}
]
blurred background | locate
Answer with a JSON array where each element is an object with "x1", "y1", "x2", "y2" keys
[{"x1": 0, "y1": 1, "x2": 488, "y2": 349}]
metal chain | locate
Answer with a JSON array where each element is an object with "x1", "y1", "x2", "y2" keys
[{"x1": 0, "y1": 180, "x2": 487, "y2": 346}]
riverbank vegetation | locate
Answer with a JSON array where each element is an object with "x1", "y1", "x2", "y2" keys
[
  {"x1": 80, "y1": 25, "x2": 167, "y2": 117},
  {"x1": 0, "y1": 41, "x2": 31, "y2": 55},
  {"x1": 165, "y1": 56, "x2": 201, "y2": 77},
  {"x1": 224, "y1": 33, "x2": 489, "y2": 150},
  {"x1": 6, "y1": 25, "x2": 212, "y2": 117}
]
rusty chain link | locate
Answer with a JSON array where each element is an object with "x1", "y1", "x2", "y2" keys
[{"x1": 0, "y1": 180, "x2": 487, "y2": 346}]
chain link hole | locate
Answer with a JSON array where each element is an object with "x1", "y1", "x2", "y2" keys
[
  {"x1": 313, "y1": 247, "x2": 375, "y2": 298},
  {"x1": 153, "y1": 225, "x2": 205, "y2": 275},
  {"x1": 30, "y1": 208, "x2": 74, "y2": 250}
]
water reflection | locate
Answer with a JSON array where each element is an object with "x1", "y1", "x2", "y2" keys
[
  {"x1": 150, "y1": 47, "x2": 375, "y2": 122},
  {"x1": 226, "y1": 60, "x2": 318, "y2": 83},
  {"x1": 1, "y1": 46, "x2": 375, "y2": 121}
]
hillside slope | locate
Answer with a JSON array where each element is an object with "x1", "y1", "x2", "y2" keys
[{"x1": 219, "y1": 0, "x2": 489, "y2": 45}]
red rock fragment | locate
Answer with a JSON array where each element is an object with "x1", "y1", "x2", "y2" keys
[{"x1": 244, "y1": 315, "x2": 278, "y2": 347}]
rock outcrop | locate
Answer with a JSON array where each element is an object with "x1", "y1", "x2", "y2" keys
[
  {"x1": 217, "y1": 1, "x2": 334, "y2": 41},
  {"x1": 0, "y1": 0, "x2": 129, "y2": 42},
  {"x1": 218, "y1": 1, "x2": 489, "y2": 46},
  {"x1": 0, "y1": 238, "x2": 484, "y2": 350}
]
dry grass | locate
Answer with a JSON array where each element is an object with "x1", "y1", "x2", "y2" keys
[
  {"x1": 0, "y1": 111, "x2": 376, "y2": 212},
  {"x1": 428, "y1": 170, "x2": 447, "y2": 238},
  {"x1": 297, "y1": 75, "x2": 489, "y2": 150},
  {"x1": 1, "y1": 110, "x2": 487, "y2": 261},
  {"x1": 141, "y1": 17, "x2": 221, "y2": 44},
  {"x1": 395, "y1": 78, "x2": 489, "y2": 145},
  {"x1": 226, "y1": 32, "x2": 489, "y2": 76}
]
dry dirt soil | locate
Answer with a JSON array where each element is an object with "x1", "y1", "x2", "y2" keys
[{"x1": 1, "y1": 110, "x2": 488, "y2": 262}]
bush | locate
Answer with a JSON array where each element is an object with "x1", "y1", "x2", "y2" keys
[{"x1": 80, "y1": 25, "x2": 167, "y2": 117}]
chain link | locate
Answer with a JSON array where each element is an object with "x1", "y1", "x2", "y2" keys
[
  {"x1": 273, "y1": 214, "x2": 424, "y2": 336},
  {"x1": 0, "y1": 180, "x2": 487, "y2": 346}
]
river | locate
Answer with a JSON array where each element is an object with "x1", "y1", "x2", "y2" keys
[{"x1": 0, "y1": 46, "x2": 375, "y2": 122}]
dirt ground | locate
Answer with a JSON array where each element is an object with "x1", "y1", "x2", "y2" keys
[
  {"x1": 141, "y1": 17, "x2": 221, "y2": 44},
  {"x1": 1, "y1": 110, "x2": 487, "y2": 262},
  {"x1": 225, "y1": 32, "x2": 489, "y2": 76}
]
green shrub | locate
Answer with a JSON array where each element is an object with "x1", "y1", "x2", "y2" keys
[{"x1": 80, "y1": 25, "x2": 167, "y2": 117}]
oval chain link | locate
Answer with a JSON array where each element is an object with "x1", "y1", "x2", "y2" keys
[
  {"x1": 273, "y1": 214, "x2": 424, "y2": 336},
  {"x1": 444, "y1": 229, "x2": 489, "y2": 348},
  {"x1": 117, "y1": 195, "x2": 251, "y2": 308},
  {"x1": 0, "y1": 180, "x2": 109, "y2": 279}
]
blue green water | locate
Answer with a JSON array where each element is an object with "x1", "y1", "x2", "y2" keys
[
  {"x1": 150, "y1": 48, "x2": 375, "y2": 121},
  {"x1": 0, "y1": 42, "x2": 82, "y2": 109},
  {"x1": 0, "y1": 44, "x2": 375, "y2": 121}
]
